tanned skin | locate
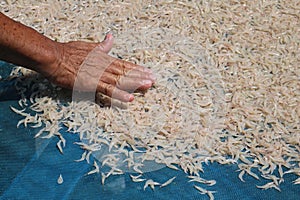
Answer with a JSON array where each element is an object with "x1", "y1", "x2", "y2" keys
[{"x1": 0, "y1": 12, "x2": 155, "y2": 102}]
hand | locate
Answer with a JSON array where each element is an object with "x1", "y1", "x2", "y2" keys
[{"x1": 43, "y1": 34, "x2": 155, "y2": 102}]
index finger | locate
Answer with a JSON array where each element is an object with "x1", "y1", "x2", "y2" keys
[{"x1": 107, "y1": 59, "x2": 152, "y2": 75}]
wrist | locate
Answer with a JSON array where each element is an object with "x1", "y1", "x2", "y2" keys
[{"x1": 35, "y1": 40, "x2": 63, "y2": 78}]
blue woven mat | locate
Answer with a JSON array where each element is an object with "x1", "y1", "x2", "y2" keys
[{"x1": 0, "y1": 61, "x2": 299, "y2": 200}]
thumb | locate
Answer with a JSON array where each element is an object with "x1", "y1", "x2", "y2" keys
[{"x1": 98, "y1": 33, "x2": 114, "y2": 53}]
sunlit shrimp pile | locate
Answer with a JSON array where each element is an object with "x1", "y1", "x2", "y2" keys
[{"x1": 1, "y1": 1, "x2": 299, "y2": 199}]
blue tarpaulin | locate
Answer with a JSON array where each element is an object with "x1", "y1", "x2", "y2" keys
[{"x1": 0, "y1": 61, "x2": 299, "y2": 200}]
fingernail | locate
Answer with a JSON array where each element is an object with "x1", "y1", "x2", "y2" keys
[
  {"x1": 128, "y1": 94, "x2": 134, "y2": 102},
  {"x1": 149, "y1": 74, "x2": 156, "y2": 81},
  {"x1": 143, "y1": 80, "x2": 153, "y2": 85},
  {"x1": 105, "y1": 33, "x2": 112, "y2": 41},
  {"x1": 144, "y1": 68, "x2": 152, "y2": 73}
]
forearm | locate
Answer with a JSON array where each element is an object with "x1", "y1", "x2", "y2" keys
[
  {"x1": 0, "y1": 13, "x2": 155, "y2": 102},
  {"x1": 0, "y1": 12, "x2": 58, "y2": 75}
]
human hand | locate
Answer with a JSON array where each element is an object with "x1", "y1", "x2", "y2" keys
[{"x1": 43, "y1": 34, "x2": 155, "y2": 102}]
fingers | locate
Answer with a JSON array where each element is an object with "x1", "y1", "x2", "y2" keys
[
  {"x1": 97, "y1": 71, "x2": 153, "y2": 102},
  {"x1": 96, "y1": 59, "x2": 155, "y2": 102},
  {"x1": 100, "y1": 71, "x2": 153, "y2": 91},
  {"x1": 91, "y1": 39, "x2": 155, "y2": 102},
  {"x1": 97, "y1": 80, "x2": 134, "y2": 102},
  {"x1": 106, "y1": 59, "x2": 152, "y2": 75},
  {"x1": 101, "y1": 69, "x2": 155, "y2": 84},
  {"x1": 98, "y1": 33, "x2": 114, "y2": 53},
  {"x1": 124, "y1": 68, "x2": 156, "y2": 81},
  {"x1": 105, "y1": 59, "x2": 155, "y2": 84},
  {"x1": 118, "y1": 78, "x2": 153, "y2": 91}
]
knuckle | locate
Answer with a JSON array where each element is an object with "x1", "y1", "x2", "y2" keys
[
  {"x1": 115, "y1": 75, "x2": 122, "y2": 86},
  {"x1": 104, "y1": 84, "x2": 114, "y2": 96}
]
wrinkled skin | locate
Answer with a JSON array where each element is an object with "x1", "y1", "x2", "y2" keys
[
  {"x1": 0, "y1": 12, "x2": 155, "y2": 102},
  {"x1": 48, "y1": 34, "x2": 155, "y2": 102}
]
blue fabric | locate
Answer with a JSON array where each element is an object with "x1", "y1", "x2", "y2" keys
[{"x1": 0, "y1": 61, "x2": 299, "y2": 199}]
